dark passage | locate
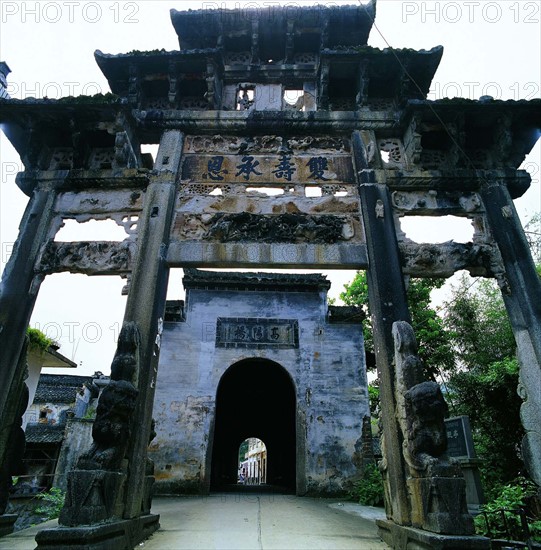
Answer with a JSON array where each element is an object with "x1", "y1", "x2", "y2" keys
[{"x1": 210, "y1": 358, "x2": 296, "y2": 492}]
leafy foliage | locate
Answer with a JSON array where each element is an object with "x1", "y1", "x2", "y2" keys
[
  {"x1": 443, "y1": 275, "x2": 524, "y2": 497},
  {"x1": 524, "y1": 213, "x2": 541, "y2": 265},
  {"x1": 475, "y1": 478, "x2": 540, "y2": 542},
  {"x1": 27, "y1": 327, "x2": 53, "y2": 353},
  {"x1": 36, "y1": 487, "x2": 65, "y2": 519},
  {"x1": 83, "y1": 406, "x2": 96, "y2": 420},
  {"x1": 340, "y1": 272, "x2": 453, "y2": 379},
  {"x1": 351, "y1": 463, "x2": 384, "y2": 507},
  {"x1": 238, "y1": 439, "x2": 249, "y2": 464},
  {"x1": 368, "y1": 383, "x2": 380, "y2": 414}
]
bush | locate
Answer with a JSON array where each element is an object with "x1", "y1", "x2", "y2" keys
[
  {"x1": 352, "y1": 463, "x2": 384, "y2": 507},
  {"x1": 35, "y1": 487, "x2": 65, "y2": 520},
  {"x1": 475, "y1": 478, "x2": 540, "y2": 542}
]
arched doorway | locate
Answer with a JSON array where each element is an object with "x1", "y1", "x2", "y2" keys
[{"x1": 210, "y1": 358, "x2": 296, "y2": 492}]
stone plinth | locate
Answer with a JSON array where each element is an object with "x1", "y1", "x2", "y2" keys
[
  {"x1": 60, "y1": 470, "x2": 127, "y2": 527},
  {"x1": 0, "y1": 514, "x2": 17, "y2": 537},
  {"x1": 35, "y1": 514, "x2": 159, "y2": 550},
  {"x1": 377, "y1": 519, "x2": 490, "y2": 550}
]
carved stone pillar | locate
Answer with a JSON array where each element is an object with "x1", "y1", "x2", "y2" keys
[
  {"x1": 480, "y1": 181, "x2": 541, "y2": 490},
  {"x1": 352, "y1": 131, "x2": 489, "y2": 549},
  {"x1": 0, "y1": 338, "x2": 29, "y2": 535},
  {"x1": 0, "y1": 185, "x2": 57, "y2": 469},
  {"x1": 122, "y1": 129, "x2": 184, "y2": 519},
  {"x1": 353, "y1": 130, "x2": 413, "y2": 525},
  {"x1": 36, "y1": 130, "x2": 184, "y2": 549}
]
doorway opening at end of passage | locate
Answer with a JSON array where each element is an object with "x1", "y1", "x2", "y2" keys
[
  {"x1": 238, "y1": 437, "x2": 267, "y2": 486},
  {"x1": 209, "y1": 358, "x2": 297, "y2": 494}
]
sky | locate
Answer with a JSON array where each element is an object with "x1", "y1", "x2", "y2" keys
[{"x1": 0, "y1": 0, "x2": 540, "y2": 375}]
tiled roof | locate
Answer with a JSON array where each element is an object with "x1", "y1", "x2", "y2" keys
[
  {"x1": 25, "y1": 423, "x2": 66, "y2": 444},
  {"x1": 33, "y1": 374, "x2": 93, "y2": 404},
  {"x1": 183, "y1": 269, "x2": 331, "y2": 292}
]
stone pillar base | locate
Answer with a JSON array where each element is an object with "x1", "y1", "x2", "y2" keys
[
  {"x1": 35, "y1": 513, "x2": 159, "y2": 550},
  {"x1": 0, "y1": 514, "x2": 18, "y2": 537},
  {"x1": 377, "y1": 519, "x2": 490, "y2": 550}
]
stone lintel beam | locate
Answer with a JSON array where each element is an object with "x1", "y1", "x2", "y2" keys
[
  {"x1": 381, "y1": 169, "x2": 531, "y2": 198},
  {"x1": 16, "y1": 169, "x2": 150, "y2": 196},
  {"x1": 399, "y1": 241, "x2": 493, "y2": 278},
  {"x1": 223, "y1": 67, "x2": 316, "y2": 81},
  {"x1": 391, "y1": 189, "x2": 483, "y2": 216},
  {"x1": 36, "y1": 241, "x2": 134, "y2": 276},
  {"x1": 167, "y1": 242, "x2": 368, "y2": 270},
  {"x1": 135, "y1": 109, "x2": 397, "y2": 133}
]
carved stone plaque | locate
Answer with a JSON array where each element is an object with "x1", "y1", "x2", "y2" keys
[
  {"x1": 182, "y1": 153, "x2": 354, "y2": 184},
  {"x1": 168, "y1": 134, "x2": 367, "y2": 268},
  {"x1": 216, "y1": 317, "x2": 299, "y2": 349}
]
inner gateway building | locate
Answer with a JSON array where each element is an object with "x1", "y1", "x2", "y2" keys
[{"x1": 151, "y1": 269, "x2": 369, "y2": 495}]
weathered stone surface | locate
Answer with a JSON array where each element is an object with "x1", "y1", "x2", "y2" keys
[
  {"x1": 60, "y1": 470, "x2": 127, "y2": 527},
  {"x1": 37, "y1": 241, "x2": 135, "y2": 275},
  {"x1": 167, "y1": 241, "x2": 368, "y2": 269},
  {"x1": 0, "y1": 340, "x2": 28, "y2": 517},
  {"x1": 0, "y1": 514, "x2": 17, "y2": 537},
  {"x1": 393, "y1": 321, "x2": 473, "y2": 535},
  {"x1": 399, "y1": 241, "x2": 498, "y2": 278},
  {"x1": 480, "y1": 184, "x2": 541, "y2": 490},
  {"x1": 36, "y1": 514, "x2": 159, "y2": 550},
  {"x1": 377, "y1": 519, "x2": 490, "y2": 550},
  {"x1": 203, "y1": 212, "x2": 352, "y2": 244}
]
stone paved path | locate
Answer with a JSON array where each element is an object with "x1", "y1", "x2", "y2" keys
[{"x1": 0, "y1": 494, "x2": 389, "y2": 549}]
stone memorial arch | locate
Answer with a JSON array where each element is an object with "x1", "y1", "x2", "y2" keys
[{"x1": 0, "y1": 3, "x2": 540, "y2": 549}]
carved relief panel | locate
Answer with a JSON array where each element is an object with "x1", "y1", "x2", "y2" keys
[{"x1": 168, "y1": 134, "x2": 367, "y2": 268}]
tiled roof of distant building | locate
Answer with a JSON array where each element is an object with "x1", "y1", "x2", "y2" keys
[
  {"x1": 25, "y1": 423, "x2": 66, "y2": 444},
  {"x1": 33, "y1": 374, "x2": 93, "y2": 404}
]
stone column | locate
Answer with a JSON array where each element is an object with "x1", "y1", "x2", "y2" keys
[
  {"x1": 122, "y1": 129, "x2": 184, "y2": 519},
  {"x1": 352, "y1": 131, "x2": 488, "y2": 549},
  {"x1": 480, "y1": 181, "x2": 541, "y2": 488},
  {"x1": 352, "y1": 131, "x2": 412, "y2": 526},
  {"x1": 0, "y1": 185, "x2": 57, "y2": 468},
  {"x1": 37, "y1": 131, "x2": 184, "y2": 550}
]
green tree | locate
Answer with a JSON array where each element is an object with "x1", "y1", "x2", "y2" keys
[
  {"x1": 524, "y1": 213, "x2": 540, "y2": 265},
  {"x1": 340, "y1": 272, "x2": 453, "y2": 379},
  {"x1": 238, "y1": 439, "x2": 249, "y2": 464},
  {"x1": 444, "y1": 275, "x2": 524, "y2": 498}
]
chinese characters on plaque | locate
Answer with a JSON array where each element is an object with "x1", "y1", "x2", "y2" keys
[
  {"x1": 216, "y1": 318, "x2": 299, "y2": 349},
  {"x1": 181, "y1": 153, "x2": 354, "y2": 184}
]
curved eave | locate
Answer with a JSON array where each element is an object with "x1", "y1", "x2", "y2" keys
[
  {"x1": 405, "y1": 97, "x2": 541, "y2": 130},
  {"x1": 0, "y1": 99, "x2": 124, "y2": 160},
  {"x1": 404, "y1": 98, "x2": 541, "y2": 160},
  {"x1": 95, "y1": 49, "x2": 220, "y2": 95},
  {"x1": 322, "y1": 45, "x2": 443, "y2": 98},
  {"x1": 171, "y1": 2, "x2": 377, "y2": 51}
]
